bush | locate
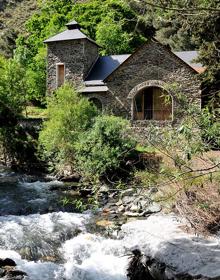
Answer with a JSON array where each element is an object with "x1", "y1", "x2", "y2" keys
[
  {"x1": 74, "y1": 115, "x2": 137, "y2": 177},
  {"x1": 39, "y1": 83, "x2": 98, "y2": 167},
  {"x1": 0, "y1": 56, "x2": 27, "y2": 120},
  {"x1": 39, "y1": 84, "x2": 138, "y2": 179}
]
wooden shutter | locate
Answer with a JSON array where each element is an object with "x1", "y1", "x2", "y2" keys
[
  {"x1": 153, "y1": 88, "x2": 172, "y2": 120},
  {"x1": 57, "y1": 64, "x2": 65, "y2": 87}
]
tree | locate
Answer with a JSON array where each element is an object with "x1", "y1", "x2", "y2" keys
[
  {"x1": 25, "y1": 48, "x2": 47, "y2": 105},
  {"x1": 96, "y1": 15, "x2": 132, "y2": 55},
  {"x1": 0, "y1": 56, "x2": 27, "y2": 121},
  {"x1": 74, "y1": 115, "x2": 137, "y2": 177},
  {"x1": 127, "y1": 0, "x2": 220, "y2": 94},
  {"x1": 39, "y1": 83, "x2": 138, "y2": 179},
  {"x1": 39, "y1": 83, "x2": 98, "y2": 168},
  {"x1": 134, "y1": 84, "x2": 220, "y2": 233}
]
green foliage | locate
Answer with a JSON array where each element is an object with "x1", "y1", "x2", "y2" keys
[
  {"x1": 70, "y1": 0, "x2": 146, "y2": 49},
  {"x1": 131, "y1": 0, "x2": 220, "y2": 92},
  {"x1": 39, "y1": 84, "x2": 137, "y2": 178},
  {"x1": 96, "y1": 15, "x2": 132, "y2": 55},
  {"x1": 39, "y1": 83, "x2": 98, "y2": 166},
  {"x1": 25, "y1": 48, "x2": 47, "y2": 104},
  {"x1": 0, "y1": 56, "x2": 27, "y2": 118},
  {"x1": 134, "y1": 169, "x2": 159, "y2": 188},
  {"x1": 74, "y1": 115, "x2": 137, "y2": 177}
]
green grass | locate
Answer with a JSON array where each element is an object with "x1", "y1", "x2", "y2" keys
[
  {"x1": 135, "y1": 144, "x2": 156, "y2": 153},
  {"x1": 22, "y1": 106, "x2": 47, "y2": 119}
]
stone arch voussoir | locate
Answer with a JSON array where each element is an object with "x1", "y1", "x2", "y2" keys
[{"x1": 127, "y1": 80, "x2": 167, "y2": 99}]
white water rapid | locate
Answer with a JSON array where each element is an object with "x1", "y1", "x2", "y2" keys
[
  {"x1": 1, "y1": 165, "x2": 220, "y2": 280},
  {"x1": 0, "y1": 166, "x2": 129, "y2": 280},
  {"x1": 0, "y1": 213, "x2": 129, "y2": 280}
]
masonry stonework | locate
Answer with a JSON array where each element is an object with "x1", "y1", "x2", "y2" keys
[
  {"x1": 104, "y1": 40, "x2": 200, "y2": 122},
  {"x1": 47, "y1": 39, "x2": 98, "y2": 93}
]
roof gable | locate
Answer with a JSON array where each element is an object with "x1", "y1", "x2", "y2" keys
[{"x1": 104, "y1": 39, "x2": 198, "y2": 82}]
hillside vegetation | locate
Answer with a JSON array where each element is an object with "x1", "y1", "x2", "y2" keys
[{"x1": 0, "y1": 0, "x2": 37, "y2": 57}]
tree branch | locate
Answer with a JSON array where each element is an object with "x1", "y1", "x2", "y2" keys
[{"x1": 140, "y1": 0, "x2": 220, "y2": 12}]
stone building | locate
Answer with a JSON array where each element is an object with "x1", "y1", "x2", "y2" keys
[{"x1": 44, "y1": 20, "x2": 204, "y2": 125}]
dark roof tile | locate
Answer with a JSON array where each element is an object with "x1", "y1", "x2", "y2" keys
[{"x1": 85, "y1": 54, "x2": 130, "y2": 81}]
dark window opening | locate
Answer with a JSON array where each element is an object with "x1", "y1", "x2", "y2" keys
[
  {"x1": 144, "y1": 88, "x2": 153, "y2": 120},
  {"x1": 134, "y1": 87, "x2": 172, "y2": 121}
]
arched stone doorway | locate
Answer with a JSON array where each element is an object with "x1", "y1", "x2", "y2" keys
[{"x1": 128, "y1": 81, "x2": 173, "y2": 121}]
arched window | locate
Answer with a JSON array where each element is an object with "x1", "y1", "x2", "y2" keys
[
  {"x1": 134, "y1": 87, "x2": 172, "y2": 120},
  {"x1": 89, "y1": 97, "x2": 102, "y2": 111}
]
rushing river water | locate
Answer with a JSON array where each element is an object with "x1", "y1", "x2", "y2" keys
[
  {"x1": 1, "y1": 165, "x2": 220, "y2": 280},
  {"x1": 0, "y1": 165, "x2": 129, "y2": 280}
]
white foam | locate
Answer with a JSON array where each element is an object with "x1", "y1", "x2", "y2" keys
[
  {"x1": 121, "y1": 214, "x2": 220, "y2": 278},
  {"x1": 0, "y1": 212, "x2": 90, "y2": 251},
  {"x1": 61, "y1": 233, "x2": 127, "y2": 280}
]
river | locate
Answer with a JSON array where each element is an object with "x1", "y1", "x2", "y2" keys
[
  {"x1": 0, "y1": 165, "x2": 129, "y2": 280},
  {"x1": 1, "y1": 165, "x2": 220, "y2": 280}
]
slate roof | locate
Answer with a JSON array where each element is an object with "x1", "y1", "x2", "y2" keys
[
  {"x1": 84, "y1": 51, "x2": 201, "y2": 84},
  {"x1": 44, "y1": 21, "x2": 99, "y2": 46},
  {"x1": 174, "y1": 51, "x2": 202, "y2": 67},
  {"x1": 85, "y1": 54, "x2": 130, "y2": 82},
  {"x1": 65, "y1": 20, "x2": 80, "y2": 29}
]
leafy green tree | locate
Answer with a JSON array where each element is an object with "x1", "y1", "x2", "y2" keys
[
  {"x1": 39, "y1": 83, "x2": 98, "y2": 167},
  {"x1": 25, "y1": 48, "x2": 47, "y2": 105},
  {"x1": 129, "y1": 0, "x2": 220, "y2": 95},
  {"x1": 39, "y1": 83, "x2": 137, "y2": 178},
  {"x1": 96, "y1": 16, "x2": 132, "y2": 55},
  {"x1": 74, "y1": 115, "x2": 137, "y2": 177},
  {"x1": 0, "y1": 56, "x2": 27, "y2": 120}
]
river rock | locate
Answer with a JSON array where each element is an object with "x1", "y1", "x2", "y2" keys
[
  {"x1": 122, "y1": 196, "x2": 134, "y2": 204},
  {"x1": 5, "y1": 269, "x2": 28, "y2": 279},
  {"x1": 0, "y1": 268, "x2": 4, "y2": 277},
  {"x1": 0, "y1": 258, "x2": 16, "y2": 267},
  {"x1": 123, "y1": 211, "x2": 141, "y2": 217},
  {"x1": 99, "y1": 185, "x2": 109, "y2": 193},
  {"x1": 143, "y1": 203, "x2": 162, "y2": 215},
  {"x1": 116, "y1": 199, "x2": 123, "y2": 206},
  {"x1": 4, "y1": 258, "x2": 16, "y2": 267},
  {"x1": 117, "y1": 205, "x2": 125, "y2": 213},
  {"x1": 130, "y1": 204, "x2": 139, "y2": 212},
  {"x1": 148, "y1": 187, "x2": 158, "y2": 194},
  {"x1": 121, "y1": 188, "x2": 134, "y2": 196}
]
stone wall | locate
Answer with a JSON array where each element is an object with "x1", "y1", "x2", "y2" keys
[
  {"x1": 46, "y1": 39, "x2": 98, "y2": 92},
  {"x1": 82, "y1": 91, "x2": 130, "y2": 118},
  {"x1": 104, "y1": 39, "x2": 201, "y2": 123}
]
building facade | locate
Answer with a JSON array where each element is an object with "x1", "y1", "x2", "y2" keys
[{"x1": 45, "y1": 20, "x2": 202, "y2": 125}]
